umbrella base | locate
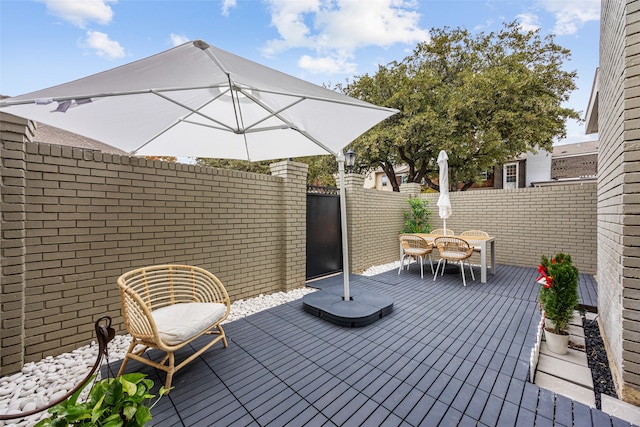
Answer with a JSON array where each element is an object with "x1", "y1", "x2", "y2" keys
[{"x1": 303, "y1": 283, "x2": 393, "y2": 327}]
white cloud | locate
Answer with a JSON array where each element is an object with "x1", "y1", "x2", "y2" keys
[
  {"x1": 474, "y1": 19, "x2": 494, "y2": 31},
  {"x1": 221, "y1": 0, "x2": 237, "y2": 16},
  {"x1": 43, "y1": 0, "x2": 116, "y2": 28},
  {"x1": 516, "y1": 13, "x2": 540, "y2": 32},
  {"x1": 298, "y1": 52, "x2": 357, "y2": 74},
  {"x1": 170, "y1": 33, "x2": 189, "y2": 47},
  {"x1": 263, "y1": 0, "x2": 320, "y2": 55},
  {"x1": 263, "y1": 0, "x2": 428, "y2": 74},
  {"x1": 539, "y1": 0, "x2": 600, "y2": 35},
  {"x1": 82, "y1": 31, "x2": 125, "y2": 59}
]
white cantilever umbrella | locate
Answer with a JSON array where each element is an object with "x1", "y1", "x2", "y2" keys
[
  {"x1": 437, "y1": 150, "x2": 452, "y2": 234},
  {"x1": 0, "y1": 40, "x2": 397, "y2": 300},
  {"x1": 1, "y1": 40, "x2": 396, "y2": 161}
]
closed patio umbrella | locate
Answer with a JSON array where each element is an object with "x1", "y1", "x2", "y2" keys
[
  {"x1": 0, "y1": 40, "x2": 398, "y2": 301},
  {"x1": 437, "y1": 150, "x2": 452, "y2": 234}
]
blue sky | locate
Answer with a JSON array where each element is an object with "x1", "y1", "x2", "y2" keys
[{"x1": 1, "y1": 0, "x2": 600, "y2": 144}]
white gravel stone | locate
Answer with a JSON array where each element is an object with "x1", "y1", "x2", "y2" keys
[
  {"x1": 0, "y1": 284, "x2": 319, "y2": 426},
  {"x1": 18, "y1": 401, "x2": 35, "y2": 413},
  {"x1": 360, "y1": 261, "x2": 401, "y2": 276}
]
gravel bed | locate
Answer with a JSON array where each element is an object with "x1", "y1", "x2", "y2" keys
[
  {"x1": 0, "y1": 287, "x2": 316, "y2": 426},
  {"x1": 361, "y1": 261, "x2": 401, "y2": 276},
  {"x1": 583, "y1": 313, "x2": 618, "y2": 409}
]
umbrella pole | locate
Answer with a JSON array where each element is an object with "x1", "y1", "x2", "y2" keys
[{"x1": 337, "y1": 153, "x2": 350, "y2": 301}]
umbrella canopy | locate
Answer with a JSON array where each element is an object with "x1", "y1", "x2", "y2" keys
[
  {"x1": 437, "y1": 150, "x2": 452, "y2": 234},
  {"x1": 0, "y1": 40, "x2": 396, "y2": 161},
  {"x1": 1, "y1": 40, "x2": 397, "y2": 302}
]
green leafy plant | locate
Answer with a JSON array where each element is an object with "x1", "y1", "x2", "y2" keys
[
  {"x1": 401, "y1": 198, "x2": 432, "y2": 233},
  {"x1": 536, "y1": 252, "x2": 579, "y2": 335},
  {"x1": 35, "y1": 373, "x2": 167, "y2": 427}
]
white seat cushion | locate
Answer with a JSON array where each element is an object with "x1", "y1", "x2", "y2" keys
[
  {"x1": 404, "y1": 248, "x2": 429, "y2": 256},
  {"x1": 439, "y1": 250, "x2": 468, "y2": 260},
  {"x1": 152, "y1": 303, "x2": 226, "y2": 346}
]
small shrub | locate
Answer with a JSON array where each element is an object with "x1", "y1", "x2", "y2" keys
[{"x1": 401, "y1": 198, "x2": 432, "y2": 234}]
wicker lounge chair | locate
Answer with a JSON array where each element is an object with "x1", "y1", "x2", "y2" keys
[
  {"x1": 433, "y1": 236, "x2": 475, "y2": 286},
  {"x1": 398, "y1": 234, "x2": 434, "y2": 278},
  {"x1": 117, "y1": 264, "x2": 231, "y2": 390}
]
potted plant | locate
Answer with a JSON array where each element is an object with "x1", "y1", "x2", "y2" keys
[
  {"x1": 536, "y1": 252, "x2": 579, "y2": 354},
  {"x1": 401, "y1": 198, "x2": 432, "y2": 233},
  {"x1": 35, "y1": 373, "x2": 167, "y2": 427}
]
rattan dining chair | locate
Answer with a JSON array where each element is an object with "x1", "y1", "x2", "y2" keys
[
  {"x1": 460, "y1": 230, "x2": 490, "y2": 253},
  {"x1": 433, "y1": 236, "x2": 475, "y2": 286},
  {"x1": 429, "y1": 228, "x2": 455, "y2": 236},
  {"x1": 398, "y1": 234, "x2": 434, "y2": 279}
]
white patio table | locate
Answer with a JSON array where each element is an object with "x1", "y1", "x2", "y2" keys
[{"x1": 403, "y1": 233, "x2": 496, "y2": 283}]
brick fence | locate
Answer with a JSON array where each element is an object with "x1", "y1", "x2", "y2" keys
[
  {"x1": 346, "y1": 177, "x2": 597, "y2": 278},
  {"x1": 1, "y1": 114, "x2": 310, "y2": 375},
  {"x1": 1, "y1": 114, "x2": 597, "y2": 375}
]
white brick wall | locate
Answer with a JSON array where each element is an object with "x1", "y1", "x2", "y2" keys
[
  {"x1": 346, "y1": 183, "x2": 597, "y2": 275},
  {"x1": 598, "y1": 0, "x2": 640, "y2": 404}
]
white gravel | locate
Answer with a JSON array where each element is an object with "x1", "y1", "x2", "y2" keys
[
  {"x1": 360, "y1": 261, "x2": 400, "y2": 276},
  {"x1": 0, "y1": 263, "x2": 398, "y2": 426},
  {"x1": 0, "y1": 287, "x2": 316, "y2": 426}
]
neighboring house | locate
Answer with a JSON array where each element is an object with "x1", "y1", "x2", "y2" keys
[
  {"x1": 364, "y1": 164, "x2": 411, "y2": 191},
  {"x1": 364, "y1": 140, "x2": 597, "y2": 191},
  {"x1": 585, "y1": 67, "x2": 599, "y2": 135},
  {"x1": 529, "y1": 140, "x2": 598, "y2": 187}
]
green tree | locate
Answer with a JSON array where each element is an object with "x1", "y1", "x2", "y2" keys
[
  {"x1": 298, "y1": 154, "x2": 338, "y2": 187},
  {"x1": 196, "y1": 155, "x2": 339, "y2": 187},
  {"x1": 340, "y1": 21, "x2": 580, "y2": 191},
  {"x1": 196, "y1": 158, "x2": 274, "y2": 174}
]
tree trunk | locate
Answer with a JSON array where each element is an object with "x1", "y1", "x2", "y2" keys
[{"x1": 380, "y1": 162, "x2": 400, "y2": 192}]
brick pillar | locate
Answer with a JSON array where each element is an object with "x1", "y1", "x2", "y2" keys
[
  {"x1": 344, "y1": 173, "x2": 365, "y2": 273},
  {"x1": 400, "y1": 182, "x2": 421, "y2": 197},
  {"x1": 270, "y1": 160, "x2": 308, "y2": 291},
  {"x1": 0, "y1": 113, "x2": 31, "y2": 375}
]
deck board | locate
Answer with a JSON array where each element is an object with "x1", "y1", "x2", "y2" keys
[{"x1": 107, "y1": 264, "x2": 619, "y2": 426}]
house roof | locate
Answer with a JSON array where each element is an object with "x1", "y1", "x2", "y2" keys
[{"x1": 552, "y1": 140, "x2": 598, "y2": 158}]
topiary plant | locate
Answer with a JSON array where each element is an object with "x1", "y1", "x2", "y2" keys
[
  {"x1": 400, "y1": 198, "x2": 432, "y2": 234},
  {"x1": 35, "y1": 373, "x2": 167, "y2": 427},
  {"x1": 537, "y1": 252, "x2": 579, "y2": 335}
]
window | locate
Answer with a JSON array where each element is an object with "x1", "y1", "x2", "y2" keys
[
  {"x1": 503, "y1": 163, "x2": 519, "y2": 189},
  {"x1": 381, "y1": 176, "x2": 388, "y2": 187},
  {"x1": 505, "y1": 165, "x2": 516, "y2": 183}
]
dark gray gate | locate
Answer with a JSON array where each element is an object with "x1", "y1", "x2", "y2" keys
[{"x1": 306, "y1": 185, "x2": 342, "y2": 280}]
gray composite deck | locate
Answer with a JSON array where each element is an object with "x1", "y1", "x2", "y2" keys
[{"x1": 109, "y1": 264, "x2": 632, "y2": 426}]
